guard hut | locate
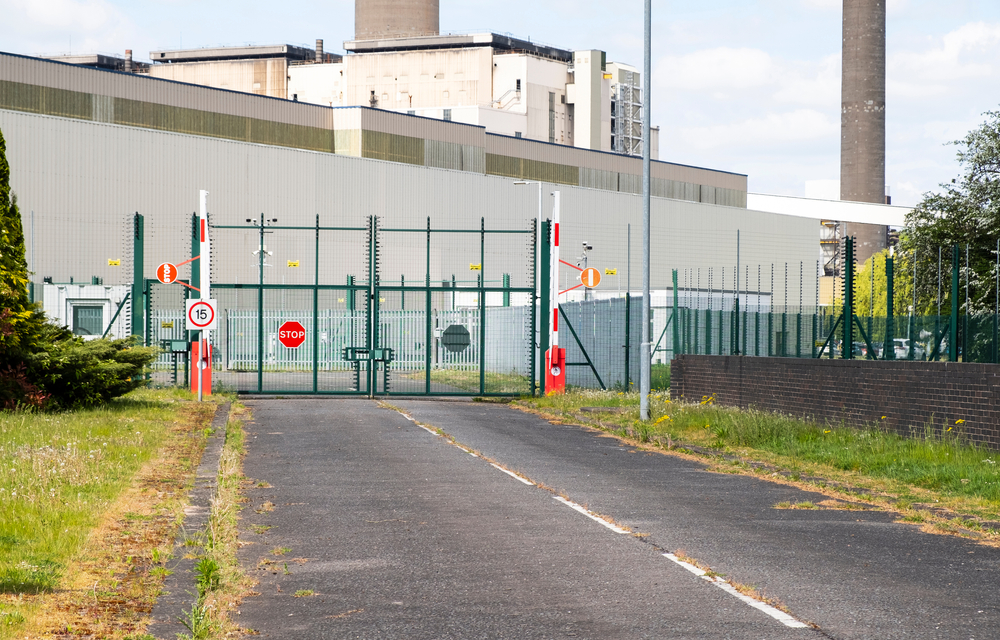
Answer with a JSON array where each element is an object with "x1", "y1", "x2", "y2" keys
[{"x1": 42, "y1": 281, "x2": 132, "y2": 339}]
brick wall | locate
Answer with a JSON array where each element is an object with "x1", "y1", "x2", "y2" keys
[{"x1": 671, "y1": 355, "x2": 1000, "y2": 449}]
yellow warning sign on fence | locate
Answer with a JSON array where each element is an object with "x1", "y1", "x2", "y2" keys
[
  {"x1": 605, "y1": 268, "x2": 617, "y2": 275},
  {"x1": 469, "y1": 263, "x2": 482, "y2": 271},
  {"x1": 287, "y1": 260, "x2": 300, "y2": 268},
  {"x1": 161, "y1": 321, "x2": 174, "y2": 329},
  {"x1": 108, "y1": 259, "x2": 121, "y2": 266}
]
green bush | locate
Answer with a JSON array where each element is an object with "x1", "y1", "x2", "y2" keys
[{"x1": 24, "y1": 330, "x2": 158, "y2": 410}]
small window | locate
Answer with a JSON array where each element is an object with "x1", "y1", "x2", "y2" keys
[
  {"x1": 443, "y1": 109, "x2": 452, "y2": 121},
  {"x1": 407, "y1": 110, "x2": 416, "y2": 115},
  {"x1": 515, "y1": 132, "x2": 522, "y2": 138},
  {"x1": 516, "y1": 79, "x2": 521, "y2": 91},
  {"x1": 72, "y1": 305, "x2": 103, "y2": 336}
]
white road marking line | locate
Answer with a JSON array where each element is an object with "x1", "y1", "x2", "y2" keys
[
  {"x1": 400, "y1": 412, "x2": 439, "y2": 435},
  {"x1": 397, "y1": 404, "x2": 808, "y2": 631},
  {"x1": 491, "y1": 463, "x2": 535, "y2": 485},
  {"x1": 710, "y1": 578, "x2": 809, "y2": 628},
  {"x1": 663, "y1": 553, "x2": 707, "y2": 576},
  {"x1": 553, "y1": 496, "x2": 630, "y2": 534},
  {"x1": 663, "y1": 554, "x2": 808, "y2": 629}
]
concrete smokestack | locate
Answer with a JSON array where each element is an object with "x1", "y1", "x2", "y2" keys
[
  {"x1": 124, "y1": 49, "x2": 133, "y2": 72},
  {"x1": 316, "y1": 39, "x2": 324, "y2": 63},
  {"x1": 355, "y1": 0, "x2": 439, "y2": 40},
  {"x1": 841, "y1": 0, "x2": 886, "y2": 264}
]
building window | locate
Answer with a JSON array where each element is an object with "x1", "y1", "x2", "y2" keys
[
  {"x1": 443, "y1": 109, "x2": 452, "y2": 121},
  {"x1": 72, "y1": 305, "x2": 103, "y2": 336},
  {"x1": 515, "y1": 132, "x2": 522, "y2": 138},
  {"x1": 516, "y1": 79, "x2": 521, "y2": 92},
  {"x1": 407, "y1": 110, "x2": 416, "y2": 115}
]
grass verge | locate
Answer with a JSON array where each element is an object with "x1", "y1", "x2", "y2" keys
[
  {"x1": 177, "y1": 402, "x2": 255, "y2": 640},
  {"x1": 0, "y1": 387, "x2": 225, "y2": 639},
  {"x1": 515, "y1": 390, "x2": 1000, "y2": 542}
]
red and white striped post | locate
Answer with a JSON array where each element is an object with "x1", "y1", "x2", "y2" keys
[
  {"x1": 546, "y1": 191, "x2": 566, "y2": 394},
  {"x1": 193, "y1": 190, "x2": 213, "y2": 399}
]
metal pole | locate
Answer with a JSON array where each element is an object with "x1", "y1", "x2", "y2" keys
[
  {"x1": 965, "y1": 243, "x2": 970, "y2": 360},
  {"x1": 313, "y1": 214, "x2": 319, "y2": 393},
  {"x1": 30, "y1": 210, "x2": 34, "y2": 289},
  {"x1": 199, "y1": 190, "x2": 210, "y2": 401},
  {"x1": 886, "y1": 251, "x2": 894, "y2": 359},
  {"x1": 950, "y1": 244, "x2": 959, "y2": 362},
  {"x1": 197, "y1": 329, "x2": 203, "y2": 402},
  {"x1": 640, "y1": 0, "x2": 652, "y2": 420}
]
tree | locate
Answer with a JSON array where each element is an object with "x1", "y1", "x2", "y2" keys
[
  {"x1": 0, "y1": 126, "x2": 158, "y2": 410},
  {"x1": 902, "y1": 109, "x2": 1000, "y2": 315}
]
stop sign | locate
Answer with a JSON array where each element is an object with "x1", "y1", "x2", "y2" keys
[{"x1": 278, "y1": 321, "x2": 306, "y2": 349}]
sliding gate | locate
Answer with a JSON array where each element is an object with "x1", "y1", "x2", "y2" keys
[{"x1": 193, "y1": 215, "x2": 536, "y2": 396}]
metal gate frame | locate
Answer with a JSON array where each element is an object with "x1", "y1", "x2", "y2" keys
[
  {"x1": 204, "y1": 215, "x2": 536, "y2": 396},
  {"x1": 374, "y1": 216, "x2": 537, "y2": 396}
]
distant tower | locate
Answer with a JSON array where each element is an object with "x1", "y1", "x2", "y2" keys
[
  {"x1": 841, "y1": 0, "x2": 887, "y2": 263},
  {"x1": 355, "y1": 0, "x2": 440, "y2": 40}
]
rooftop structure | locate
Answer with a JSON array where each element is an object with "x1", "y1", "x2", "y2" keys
[
  {"x1": 148, "y1": 44, "x2": 336, "y2": 64},
  {"x1": 355, "y1": 0, "x2": 440, "y2": 40}
]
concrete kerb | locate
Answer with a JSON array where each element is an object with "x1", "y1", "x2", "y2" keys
[{"x1": 147, "y1": 401, "x2": 231, "y2": 639}]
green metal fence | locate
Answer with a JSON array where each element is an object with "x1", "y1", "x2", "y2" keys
[{"x1": 144, "y1": 214, "x2": 537, "y2": 396}]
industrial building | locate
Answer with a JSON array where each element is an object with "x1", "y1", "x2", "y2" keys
[
  {"x1": 0, "y1": 0, "x2": 903, "y2": 391},
  {"x1": 79, "y1": 0, "x2": 656, "y2": 158}
]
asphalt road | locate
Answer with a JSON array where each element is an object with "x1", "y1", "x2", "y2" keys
[{"x1": 235, "y1": 399, "x2": 1000, "y2": 639}]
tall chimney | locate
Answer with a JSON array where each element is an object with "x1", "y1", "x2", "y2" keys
[
  {"x1": 355, "y1": 0, "x2": 440, "y2": 40},
  {"x1": 315, "y1": 39, "x2": 324, "y2": 63},
  {"x1": 840, "y1": 0, "x2": 886, "y2": 264},
  {"x1": 124, "y1": 49, "x2": 133, "y2": 73}
]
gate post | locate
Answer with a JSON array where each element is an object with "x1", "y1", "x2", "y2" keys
[
  {"x1": 885, "y1": 252, "x2": 895, "y2": 359},
  {"x1": 671, "y1": 269, "x2": 679, "y2": 359},
  {"x1": 539, "y1": 219, "x2": 551, "y2": 396},
  {"x1": 479, "y1": 217, "x2": 486, "y2": 395},
  {"x1": 426, "y1": 217, "x2": 432, "y2": 395},
  {"x1": 131, "y1": 213, "x2": 144, "y2": 340},
  {"x1": 313, "y1": 214, "x2": 319, "y2": 393},
  {"x1": 950, "y1": 244, "x2": 959, "y2": 362}
]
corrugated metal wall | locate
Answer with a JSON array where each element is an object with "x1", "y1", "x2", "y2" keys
[
  {"x1": 0, "y1": 52, "x2": 748, "y2": 207},
  {"x1": 1, "y1": 108, "x2": 815, "y2": 307}
]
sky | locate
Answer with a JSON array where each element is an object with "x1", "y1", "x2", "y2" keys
[{"x1": 2, "y1": 0, "x2": 999, "y2": 207}]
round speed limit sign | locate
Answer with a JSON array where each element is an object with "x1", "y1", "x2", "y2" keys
[{"x1": 186, "y1": 299, "x2": 218, "y2": 331}]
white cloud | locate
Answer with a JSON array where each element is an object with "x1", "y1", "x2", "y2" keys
[
  {"x1": 889, "y1": 21, "x2": 1000, "y2": 99},
  {"x1": 0, "y1": 0, "x2": 135, "y2": 54},
  {"x1": 676, "y1": 109, "x2": 838, "y2": 152},
  {"x1": 656, "y1": 46, "x2": 838, "y2": 108},
  {"x1": 658, "y1": 47, "x2": 777, "y2": 93}
]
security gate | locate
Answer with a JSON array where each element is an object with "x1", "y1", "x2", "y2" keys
[{"x1": 155, "y1": 215, "x2": 537, "y2": 396}]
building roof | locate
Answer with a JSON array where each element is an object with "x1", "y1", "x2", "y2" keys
[
  {"x1": 149, "y1": 44, "x2": 323, "y2": 64},
  {"x1": 747, "y1": 193, "x2": 909, "y2": 227},
  {"x1": 42, "y1": 53, "x2": 149, "y2": 71},
  {"x1": 344, "y1": 32, "x2": 573, "y2": 62}
]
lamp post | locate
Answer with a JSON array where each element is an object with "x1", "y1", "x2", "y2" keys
[
  {"x1": 515, "y1": 180, "x2": 545, "y2": 389},
  {"x1": 640, "y1": 0, "x2": 652, "y2": 420}
]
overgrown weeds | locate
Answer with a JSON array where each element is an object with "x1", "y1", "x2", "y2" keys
[
  {"x1": 517, "y1": 390, "x2": 1000, "y2": 528},
  {"x1": 0, "y1": 387, "x2": 225, "y2": 638},
  {"x1": 183, "y1": 404, "x2": 254, "y2": 638}
]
